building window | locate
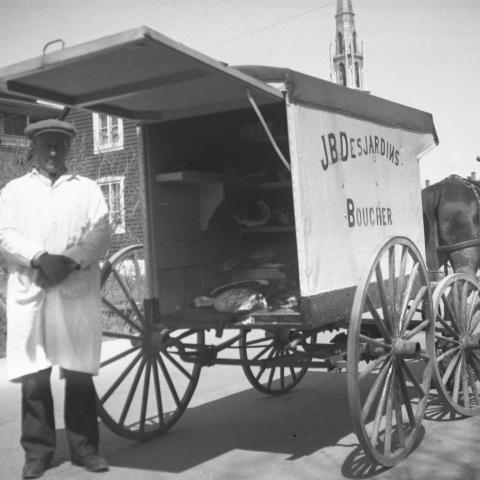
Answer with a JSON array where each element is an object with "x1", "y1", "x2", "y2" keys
[
  {"x1": 355, "y1": 62, "x2": 361, "y2": 88},
  {"x1": 337, "y1": 32, "x2": 344, "y2": 54},
  {"x1": 92, "y1": 113, "x2": 124, "y2": 154},
  {"x1": 353, "y1": 32, "x2": 357, "y2": 53},
  {"x1": 98, "y1": 176, "x2": 125, "y2": 234},
  {"x1": 339, "y1": 63, "x2": 347, "y2": 86}
]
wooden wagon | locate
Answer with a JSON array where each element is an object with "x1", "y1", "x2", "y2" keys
[{"x1": 2, "y1": 26, "x2": 479, "y2": 467}]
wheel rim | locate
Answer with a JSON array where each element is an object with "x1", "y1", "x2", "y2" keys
[
  {"x1": 432, "y1": 273, "x2": 480, "y2": 416},
  {"x1": 239, "y1": 329, "x2": 315, "y2": 395},
  {"x1": 347, "y1": 237, "x2": 434, "y2": 467},
  {"x1": 96, "y1": 245, "x2": 203, "y2": 440}
]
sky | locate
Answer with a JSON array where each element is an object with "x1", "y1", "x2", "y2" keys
[{"x1": 0, "y1": 0, "x2": 478, "y2": 185}]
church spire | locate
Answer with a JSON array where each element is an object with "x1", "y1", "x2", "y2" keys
[
  {"x1": 330, "y1": 0, "x2": 365, "y2": 89},
  {"x1": 336, "y1": 0, "x2": 353, "y2": 15}
]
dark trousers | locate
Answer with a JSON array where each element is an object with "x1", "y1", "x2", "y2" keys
[{"x1": 21, "y1": 368, "x2": 99, "y2": 461}]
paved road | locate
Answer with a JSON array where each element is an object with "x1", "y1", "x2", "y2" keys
[{"x1": 1, "y1": 355, "x2": 480, "y2": 480}]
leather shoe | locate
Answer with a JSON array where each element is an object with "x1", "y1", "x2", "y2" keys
[
  {"x1": 22, "y1": 458, "x2": 50, "y2": 479},
  {"x1": 72, "y1": 454, "x2": 109, "y2": 472}
]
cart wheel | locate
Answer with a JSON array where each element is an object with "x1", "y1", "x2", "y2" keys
[
  {"x1": 432, "y1": 273, "x2": 480, "y2": 416},
  {"x1": 347, "y1": 237, "x2": 434, "y2": 467},
  {"x1": 96, "y1": 245, "x2": 204, "y2": 440},
  {"x1": 239, "y1": 329, "x2": 315, "y2": 395}
]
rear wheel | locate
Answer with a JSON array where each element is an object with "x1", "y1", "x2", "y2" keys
[
  {"x1": 239, "y1": 329, "x2": 315, "y2": 394},
  {"x1": 347, "y1": 237, "x2": 434, "y2": 466},
  {"x1": 96, "y1": 245, "x2": 203, "y2": 440},
  {"x1": 432, "y1": 273, "x2": 480, "y2": 416}
]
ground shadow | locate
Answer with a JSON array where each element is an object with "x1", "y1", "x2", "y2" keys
[{"x1": 52, "y1": 370, "x2": 360, "y2": 473}]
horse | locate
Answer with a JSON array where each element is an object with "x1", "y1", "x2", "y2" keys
[{"x1": 422, "y1": 175, "x2": 480, "y2": 277}]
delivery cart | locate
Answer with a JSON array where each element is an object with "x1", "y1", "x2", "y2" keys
[{"x1": 2, "y1": 26, "x2": 479, "y2": 467}]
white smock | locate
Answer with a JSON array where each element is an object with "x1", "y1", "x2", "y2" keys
[{"x1": 0, "y1": 169, "x2": 111, "y2": 381}]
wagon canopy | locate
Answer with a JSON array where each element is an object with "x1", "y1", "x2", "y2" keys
[
  {"x1": 236, "y1": 66, "x2": 439, "y2": 308},
  {"x1": 0, "y1": 26, "x2": 283, "y2": 121}
]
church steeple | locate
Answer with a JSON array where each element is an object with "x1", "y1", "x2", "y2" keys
[{"x1": 330, "y1": 0, "x2": 365, "y2": 89}]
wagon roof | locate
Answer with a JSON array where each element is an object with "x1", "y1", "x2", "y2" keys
[
  {"x1": 0, "y1": 26, "x2": 283, "y2": 122},
  {"x1": 234, "y1": 65, "x2": 438, "y2": 143}
]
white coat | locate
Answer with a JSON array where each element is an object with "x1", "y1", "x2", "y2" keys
[{"x1": 0, "y1": 169, "x2": 111, "y2": 381}]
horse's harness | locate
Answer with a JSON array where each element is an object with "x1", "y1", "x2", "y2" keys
[{"x1": 436, "y1": 174, "x2": 480, "y2": 255}]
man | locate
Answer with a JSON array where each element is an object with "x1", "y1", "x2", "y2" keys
[{"x1": 0, "y1": 119, "x2": 111, "y2": 479}]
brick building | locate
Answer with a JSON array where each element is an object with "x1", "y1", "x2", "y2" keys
[{"x1": 63, "y1": 108, "x2": 144, "y2": 252}]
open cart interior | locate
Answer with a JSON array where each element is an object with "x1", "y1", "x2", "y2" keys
[{"x1": 145, "y1": 102, "x2": 301, "y2": 321}]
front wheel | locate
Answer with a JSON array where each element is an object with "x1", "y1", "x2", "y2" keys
[{"x1": 347, "y1": 237, "x2": 434, "y2": 467}]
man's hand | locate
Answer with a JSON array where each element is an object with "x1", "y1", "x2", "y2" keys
[{"x1": 36, "y1": 253, "x2": 79, "y2": 286}]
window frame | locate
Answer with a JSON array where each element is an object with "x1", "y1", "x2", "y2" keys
[
  {"x1": 92, "y1": 113, "x2": 124, "y2": 154},
  {"x1": 97, "y1": 175, "x2": 126, "y2": 234}
]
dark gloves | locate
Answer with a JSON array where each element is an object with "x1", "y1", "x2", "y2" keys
[{"x1": 34, "y1": 253, "x2": 80, "y2": 287}]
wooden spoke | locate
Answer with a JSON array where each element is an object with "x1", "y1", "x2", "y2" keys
[
  {"x1": 393, "y1": 376, "x2": 406, "y2": 449},
  {"x1": 468, "y1": 353, "x2": 480, "y2": 381},
  {"x1": 404, "y1": 318, "x2": 430, "y2": 341},
  {"x1": 102, "y1": 331, "x2": 141, "y2": 341},
  {"x1": 462, "y1": 359, "x2": 470, "y2": 408},
  {"x1": 371, "y1": 364, "x2": 394, "y2": 447},
  {"x1": 100, "y1": 344, "x2": 141, "y2": 368},
  {"x1": 399, "y1": 359, "x2": 425, "y2": 397},
  {"x1": 375, "y1": 264, "x2": 393, "y2": 332},
  {"x1": 384, "y1": 373, "x2": 394, "y2": 456},
  {"x1": 118, "y1": 357, "x2": 146, "y2": 427},
  {"x1": 101, "y1": 297, "x2": 144, "y2": 334},
  {"x1": 469, "y1": 310, "x2": 480, "y2": 336},
  {"x1": 162, "y1": 350, "x2": 194, "y2": 380},
  {"x1": 401, "y1": 286, "x2": 428, "y2": 335},
  {"x1": 112, "y1": 269, "x2": 145, "y2": 324},
  {"x1": 267, "y1": 351, "x2": 277, "y2": 389},
  {"x1": 388, "y1": 246, "x2": 396, "y2": 318},
  {"x1": 395, "y1": 246, "x2": 409, "y2": 317},
  {"x1": 436, "y1": 315, "x2": 460, "y2": 339},
  {"x1": 359, "y1": 355, "x2": 389, "y2": 382},
  {"x1": 397, "y1": 365, "x2": 415, "y2": 427},
  {"x1": 362, "y1": 358, "x2": 392, "y2": 422},
  {"x1": 436, "y1": 345, "x2": 460, "y2": 363},
  {"x1": 359, "y1": 334, "x2": 390, "y2": 350},
  {"x1": 156, "y1": 352, "x2": 180, "y2": 408},
  {"x1": 441, "y1": 293, "x2": 460, "y2": 333},
  {"x1": 442, "y1": 351, "x2": 461, "y2": 385},
  {"x1": 397, "y1": 262, "x2": 419, "y2": 331},
  {"x1": 366, "y1": 294, "x2": 392, "y2": 340},
  {"x1": 99, "y1": 350, "x2": 143, "y2": 404},
  {"x1": 151, "y1": 356, "x2": 165, "y2": 429},
  {"x1": 434, "y1": 333, "x2": 459, "y2": 345},
  {"x1": 460, "y1": 281, "x2": 469, "y2": 330},
  {"x1": 452, "y1": 355, "x2": 463, "y2": 405},
  {"x1": 468, "y1": 291, "x2": 480, "y2": 334},
  {"x1": 139, "y1": 359, "x2": 152, "y2": 435},
  {"x1": 243, "y1": 336, "x2": 273, "y2": 347},
  {"x1": 253, "y1": 344, "x2": 273, "y2": 361},
  {"x1": 467, "y1": 362, "x2": 480, "y2": 405}
]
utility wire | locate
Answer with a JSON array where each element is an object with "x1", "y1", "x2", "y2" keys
[{"x1": 204, "y1": 0, "x2": 337, "y2": 51}]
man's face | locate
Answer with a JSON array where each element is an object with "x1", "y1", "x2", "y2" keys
[{"x1": 33, "y1": 132, "x2": 71, "y2": 177}]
